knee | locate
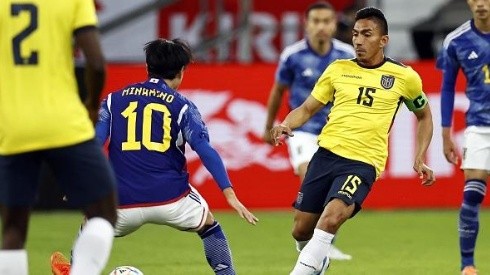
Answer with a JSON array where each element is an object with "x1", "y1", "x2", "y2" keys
[
  {"x1": 292, "y1": 226, "x2": 313, "y2": 241},
  {"x1": 317, "y1": 212, "x2": 347, "y2": 233}
]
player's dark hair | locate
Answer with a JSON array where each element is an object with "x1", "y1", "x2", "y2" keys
[
  {"x1": 144, "y1": 38, "x2": 193, "y2": 79},
  {"x1": 305, "y1": 1, "x2": 334, "y2": 18},
  {"x1": 355, "y1": 7, "x2": 388, "y2": 35}
]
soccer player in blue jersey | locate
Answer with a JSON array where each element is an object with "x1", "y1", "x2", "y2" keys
[
  {"x1": 1, "y1": 1, "x2": 118, "y2": 275},
  {"x1": 271, "y1": 7, "x2": 435, "y2": 274},
  {"x1": 263, "y1": 1, "x2": 355, "y2": 261},
  {"x1": 437, "y1": 1, "x2": 490, "y2": 274},
  {"x1": 90, "y1": 38, "x2": 256, "y2": 274}
]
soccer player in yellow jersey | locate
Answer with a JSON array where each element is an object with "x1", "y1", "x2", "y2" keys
[
  {"x1": 270, "y1": 7, "x2": 436, "y2": 274},
  {"x1": 0, "y1": 1, "x2": 117, "y2": 275}
]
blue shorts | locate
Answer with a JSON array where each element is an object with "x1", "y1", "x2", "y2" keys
[
  {"x1": 0, "y1": 139, "x2": 116, "y2": 207},
  {"x1": 294, "y1": 147, "x2": 376, "y2": 217}
]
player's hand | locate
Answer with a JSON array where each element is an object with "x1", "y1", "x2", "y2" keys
[
  {"x1": 413, "y1": 159, "x2": 435, "y2": 186},
  {"x1": 223, "y1": 188, "x2": 259, "y2": 225},
  {"x1": 270, "y1": 123, "x2": 294, "y2": 146},
  {"x1": 442, "y1": 136, "x2": 459, "y2": 165},
  {"x1": 263, "y1": 127, "x2": 274, "y2": 145}
]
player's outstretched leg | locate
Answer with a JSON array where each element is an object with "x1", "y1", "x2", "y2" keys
[
  {"x1": 459, "y1": 180, "x2": 486, "y2": 274},
  {"x1": 198, "y1": 221, "x2": 235, "y2": 275}
]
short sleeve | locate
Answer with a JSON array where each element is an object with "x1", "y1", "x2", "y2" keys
[
  {"x1": 404, "y1": 69, "x2": 423, "y2": 100},
  {"x1": 311, "y1": 63, "x2": 335, "y2": 104},
  {"x1": 403, "y1": 69, "x2": 428, "y2": 111},
  {"x1": 73, "y1": 0, "x2": 98, "y2": 30}
]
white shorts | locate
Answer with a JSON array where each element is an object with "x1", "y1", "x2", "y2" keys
[
  {"x1": 461, "y1": 126, "x2": 490, "y2": 172},
  {"x1": 114, "y1": 186, "x2": 209, "y2": 237},
  {"x1": 286, "y1": 131, "x2": 319, "y2": 174}
]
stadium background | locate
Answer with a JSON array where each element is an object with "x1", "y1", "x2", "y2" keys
[{"x1": 36, "y1": 0, "x2": 489, "y2": 210}]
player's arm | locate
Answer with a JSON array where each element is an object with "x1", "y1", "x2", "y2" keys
[
  {"x1": 184, "y1": 104, "x2": 258, "y2": 225},
  {"x1": 270, "y1": 95, "x2": 324, "y2": 146},
  {"x1": 404, "y1": 71, "x2": 435, "y2": 186},
  {"x1": 412, "y1": 104, "x2": 435, "y2": 186},
  {"x1": 436, "y1": 41, "x2": 460, "y2": 164},
  {"x1": 95, "y1": 96, "x2": 111, "y2": 145},
  {"x1": 75, "y1": 27, "x2": 106, "y2": 124},
  {"x1": 263, "y1": 82, "x2": 288, "y2": 145},
  {"x1": 193, "y1": 140, "x2": 258, "y2": 225},
  {"x1": 440, "y1": 64, "x2": 460, "y2": 165}
]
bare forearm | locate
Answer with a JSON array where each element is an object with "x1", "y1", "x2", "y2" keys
[
  {"x1": 265, "y1": 92, "x2": 283, "y2": 129},
  {"x1": 442, "y1": 126, "x2": 451, "y2": 139},
  {"x1": 415, "y1": 116, "x2": 433, "y2": 160},
  {"x1": 281, "y1": 107, "x2": 313, "y2": 130},
  {"x1": 280, "y1": 95, "x2": 323, "y2": 130}
]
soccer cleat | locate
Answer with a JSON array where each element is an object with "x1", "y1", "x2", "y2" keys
[
  {"x1": 461, "y1": 266, "x2": 478, "y2": 275},
  {"x1": 50, "y1": 251, "x2": 71, "y2": 275},
  {"x1": 327, "y1": 245, "x2": 352, "y2": 260}
]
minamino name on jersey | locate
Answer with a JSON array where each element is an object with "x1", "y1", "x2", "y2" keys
[{"x1": 122, "y1": 87, "x2": 175, "y2": 103}]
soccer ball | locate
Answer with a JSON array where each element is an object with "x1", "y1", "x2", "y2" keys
[{"x1": 108, "y1": 265, "x2": 144, "y2": 275}]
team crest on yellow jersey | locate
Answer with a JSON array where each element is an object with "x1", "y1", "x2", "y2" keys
[{"x1": 380, "y1": 75, "x2": 395, "y2": 89}]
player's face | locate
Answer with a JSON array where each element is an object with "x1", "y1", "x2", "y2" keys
[
  {"x1": 467, "y1": 0, "x2": 490, "y2": 20},
  {"x1": 352, "y1": 19, "x2": 388, "y2": 66},
  {"x1": 305, "y1": 8, "x2": 337, "y2": 45}
]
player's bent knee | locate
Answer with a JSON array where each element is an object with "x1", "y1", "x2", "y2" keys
[
  {"x1": 292, "y1": 227, "x2": 313, "y2": 241},
  {"x1": 317, "y1": 213, "x2": 348, "y2": 233}
]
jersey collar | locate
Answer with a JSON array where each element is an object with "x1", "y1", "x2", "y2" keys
[
  {"x1": 354, "y1": 57, "x2": 387, "y2": 69},
  {"x1": 470, "y1": 19, "x2": 490, "y2": 40}
]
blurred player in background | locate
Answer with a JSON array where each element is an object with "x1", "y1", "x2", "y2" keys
[
  {"x1": 436, "y1": 0, "x2": 490, "y2": 274},
  {"x1": 271, "y1": 7, "x2": 435, "y2": 274},
  {"x1": 0, "y1": 1, "x2": 118, "y2": 275},
  {"x1": 263, "y1": 1, "x2": 355, "y2": 261},
  {"x1": 53, "y1": 38, "x2": 258, "y2": 275}
]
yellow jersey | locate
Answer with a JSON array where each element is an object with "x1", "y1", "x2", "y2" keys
[
  {"x1": 0, "y1": 0, "x2": 98, "y2": 154},
  {"x1": 311, "y1": 58, "x2": 427, "y2": 177}
]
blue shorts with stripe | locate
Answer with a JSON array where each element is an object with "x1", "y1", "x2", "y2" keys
[
  {"x1": 0, "y1": 139, "x2": 116, "y2": 207},
  {"x1": 294, "y1": 147, "x2": 376, "y2": 217}
]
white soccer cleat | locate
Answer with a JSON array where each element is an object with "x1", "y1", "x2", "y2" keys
[{"x1": 327, "y1": 245, "x2": 352, "y2": 260}]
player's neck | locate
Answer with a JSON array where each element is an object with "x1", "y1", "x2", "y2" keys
[
  {"x1": 474, "y1": 18, "x2": 490, "y2": 34},
  {"x1": 358, "y1": 53, "x2": 385, "y2": 68},
  {"x1": 310, "y1": 40, "x2": 331, "y2": 56}
]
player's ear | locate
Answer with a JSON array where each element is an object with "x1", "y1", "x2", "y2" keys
[
  {"x1": 379, "y1": 34, "x2": 389, "y2": 48},
  {"x1": 178, "y1": 67, "x2": 185, "y2": 79}
]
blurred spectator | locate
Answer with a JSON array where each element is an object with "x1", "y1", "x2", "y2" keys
[
  {"x1": 411, "y1": 0, "x2": 471, "y2": 59},
  {"x1": 335, "y1": 0, "x2": 366, "y2": 44}
]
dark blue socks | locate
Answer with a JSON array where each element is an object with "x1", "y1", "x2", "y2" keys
[
  {"x1": 199, "y1": 221, "x2": 235, "y2": 275},
  {"x1": 459, "y1": 179, "x2": 486, "y2": 269}
]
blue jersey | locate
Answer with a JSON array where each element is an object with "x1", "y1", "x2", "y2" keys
[
  {"x1": 97, "y1": 78, "x2": 210, "y2": 207},
  {"x1": 437, "y1": 20, "x2": 490, "y2": 127},
  {"x1": 276, "y1": 38, "x2": 355, "y2": 134}
]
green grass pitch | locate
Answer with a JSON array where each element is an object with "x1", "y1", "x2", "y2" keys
[{"x1": 18, "y1": 209, "x2": 490, "y2": 274}]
